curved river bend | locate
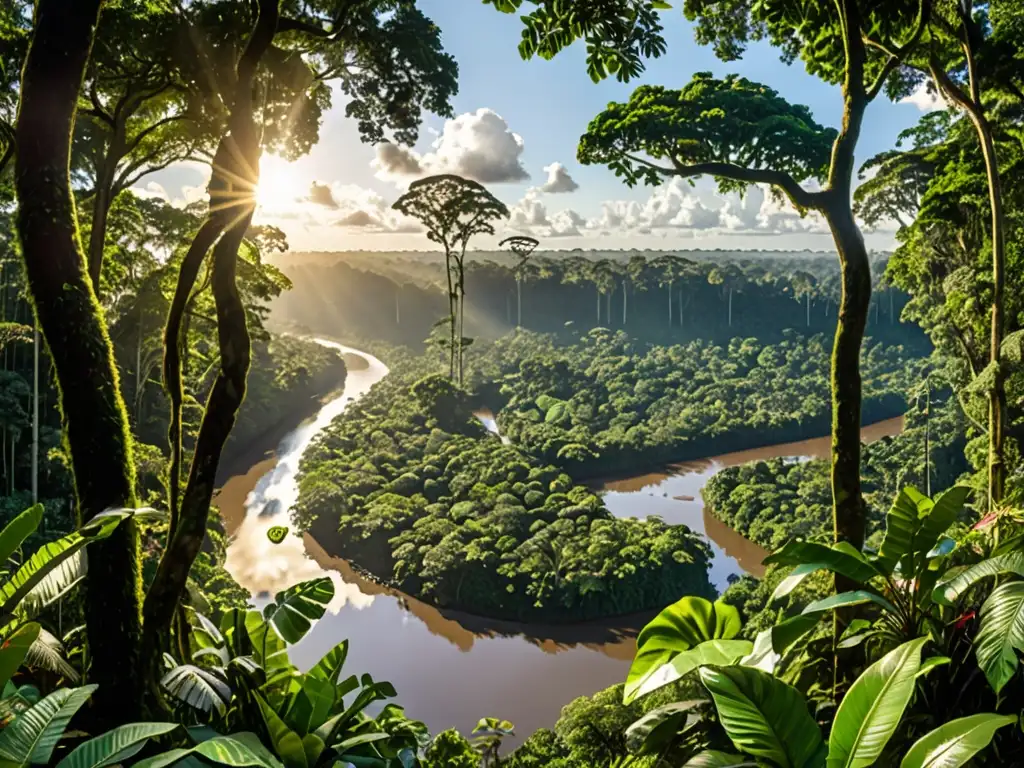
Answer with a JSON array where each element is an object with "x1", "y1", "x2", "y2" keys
[{"x1": 218, "y1": 340, "x2": 903, "y2": 749}]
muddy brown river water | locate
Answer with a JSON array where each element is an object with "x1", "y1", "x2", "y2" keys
[{"x1": 216, "y1": 340, "x2": 903, "y2": 748}]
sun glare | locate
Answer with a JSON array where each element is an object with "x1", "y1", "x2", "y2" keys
[{"x1": 255, "y1": 155, "x2": 305, "y2": 215}]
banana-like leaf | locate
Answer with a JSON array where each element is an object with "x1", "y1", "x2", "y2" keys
[
  {"x1": 308, "y1": 640, "x2": 349, "y2": 686},
  {"x1": 765, "y1": 541, "x2": 880, "y2": 601},
  {"x1": 625, "y1": 700, "x2": 706, "y2": 754},
  {"x1": 974, "y1": 581, "x2": 1024, "y2": 693},
  {"x1": 161, "y1": 664, "x2": 231, "y2": 716},
  {"x1": 699, "y1": 665, "x2": 825, "y2": 768},
  {"x1": 256, "y1": 693, "x2": 310, "y2": 768},
  {"x1": 0, "y1": 684, "x2": 96, "y2": 765},
  {"x1": 899, "y1": 713, "x2": 1016, "y2": 768},
  {"x1": 283, "y1": 675, "x2": 335, "y2": 735},
  {"x1": 136, "y1": 732, "x2": 282, "y2": 768},
  {"x1": 802, "y1": 590, "x2": 899, "y2": 619},
  {"x1": 827, "y1": 637, "x2": 928, "y2": 768},
  {"x1": 933, "y1": 552, "x2": 1024, "y2": 606},
  {"x1": 263, "y1": 578, "x2": 334, "y2": 645},
  {"x1": 683, "y1": 752, "x2": 757, "y2": 767},
  {"x1": 56, "y1": 722, "x2": 179, "y2": 768},
  {"x1": 0, "y1": 623, "x2": 40, "y2": 691},
  {"x1": 625, "y1": 597, "x2": 741, "y2": 704},
  {"x1": 878, "y1": 486, "x2": 969, "y2": 575},
  {"x1": 0, "y1": 506, "x2": 43, "y2": 566},
  {"x1": 25, "y1": 627, "x2": 79, "y2": 683}
]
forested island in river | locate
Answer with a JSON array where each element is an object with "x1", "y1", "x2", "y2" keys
[{"x1": 2, "y1": 0, "x2": 1024, "y2": 767}]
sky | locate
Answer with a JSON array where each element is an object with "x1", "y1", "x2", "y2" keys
[{"x1": 141, "y1": 2, "x2": 943, "y2": 253}]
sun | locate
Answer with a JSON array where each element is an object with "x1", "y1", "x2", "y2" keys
[{"x1": 254, "y1": 155, "x2": 305, "y2": 216}]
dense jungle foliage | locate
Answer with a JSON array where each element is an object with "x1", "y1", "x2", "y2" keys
[{"x1": 1, "y1": 0, "x2": 1023, "y2": 766}]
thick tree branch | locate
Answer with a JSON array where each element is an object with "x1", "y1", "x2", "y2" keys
[
  {"x1": 124, "y1": 113, "x2": 187, "y2": 155},
  {"x1": 629, "y1": 153, "x2": 823, "y2": 211},
  {"x1": 864, "y1": 0, "x2": 932, "y2": 101}
]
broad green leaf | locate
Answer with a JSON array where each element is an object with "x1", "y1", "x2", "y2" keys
[
  {"x1": 160, "y1": 665, "x2": 230, "y2": 716},
  {"x1": 628, "y1": 639, "x2": 752, "y2": 702},
  {"x1": 56, "y1": 722, "x2": 179, "y2": 768},
  {"x1": 699, "y1": 666, "x2": 825, "y2": 768},
  {"x1": 0, "y1": 684, "x2": 96, "y2": 765},
  {"x1": 0, "y1": 506, "x2": 43, "y2": 566},
  {"x1": 827, "y1": 637, "x2": 928, "y2": 768},
  {"x1": 0, "y1": 623, "x2": 40, "y2": 691},
  {"x1": 138, "y1": 733, "x2": 282, "y2": 768},
  {"x1": 257, "y1": 694, "x2": 309, "y2": 768},
  {"x1": 742, "y1": 629, "x2": 779, "y2": 673},
  {"x1": 878, "y1": 486, "x2": 969, "y2": 575},
  {"x1": 899, "y1": 713, "x2": 1016, "y2": 768},
  {"x1": 626, "y1": 700, "x2": 705, "y2": 754},
  {"x1": 915, "y1": 657, "x2": 950, "y2": 679},
  {"x1": 625, "y1": 597, "x2": 740, "y2": 704},
  {"x1": 770, "y1": 614, "x2": 821, "y2": 655},
  {"x1": 802, "y1": 590, "x2": 899, "y2": 619},
  {"x1": 683, "y1": 752, "x2": 755, "y2": 767},
  {"x1": 283, "y1": 675, "x2": 335, "y2": 734},
  {"x1": 0, "y1": 533, "x2": 94, "y2": 625},
  {"x1": 933, "y1": 552, "x2": 1024, "y2": 606},
  {"x1": 308, "y1": 639, "x2": 349, "y2": 685},
  {"x1": 765, "y1": 541, "x2": 879, "y2": 601},
  {"x1": 336, "y1": 733, "x2": 390, "y2": 750},
  {"x1": 975, "y1": 581, "x2": 1024, "y2": 693},
  {"x1": 263, "y1": 578, "x2": 334, "y2": 644}
]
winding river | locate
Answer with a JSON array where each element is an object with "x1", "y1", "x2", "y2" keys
[{"x1": 217, "y1": 340, "x2": 903, "y2": 748}]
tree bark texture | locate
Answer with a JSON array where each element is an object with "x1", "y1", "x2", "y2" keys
[{"x1": 14, "y1": 0, "x2": 144, "y2": 722}]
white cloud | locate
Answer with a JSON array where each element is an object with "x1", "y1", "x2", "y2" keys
[
  {"x1": 547, "y1": 209, "x2": 585, "y2": 237},
  {"x1": 508, "y1": 192, "x2": 550, "y2": 228},
  {"x1": 900, "y1": 82, "x2": 945, "y2": 112},
  {"x1": 539, "y1": 162, "x2": 579, "y2": 193},
  {"x1": 372, "y1": 108, "x2": 529, "y2": 185}
]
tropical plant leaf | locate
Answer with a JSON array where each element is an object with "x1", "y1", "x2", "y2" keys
[
  {"x1": 899, "y1": 713, "x2": 1016, "y2": 768},
  {"x1": 769, "y1": 614, "x2": 821, "y2": 655},
  {"x1": 629, "y1": 640, "x2": 752, "y2": 702},
  {"x1": 699, "y1": 665, "x2": 825, "y2": 768},
  {"x1": 625, "y1": 700, "x2": 706, "y2": 754},
  {"x1": 682, "y1": 752, "x2": 756, "y2": 767},
  {"x1": 0, "y1": 622, "x2": 40, "y2": 691},
  {"x1": 256, "y1": 693, "x2": 309, "y2": 768},
  {"x1": 263, "y1": 578, "x2": 334, "y2": 644},
  {"x1": 0, "y1": 684, "x2": 96, "y2": 765},
  {"x1": 25, "y1": 627, "x2": 79, "y2": 683},
  {"x1": 161, "y1": 664, "x2": 231, "y2": 716},
  {"x1": 933, "y1": 552, "x2": 1024, "y2": 606},
  {"x1": 137, "y1": 733, "x2": 282, "y2": 768},
  {"x1": 307, "y1": 640, "x2": 349, "y2": 686},
  {"x1": 56, "y1": 722, "x2": 180, "y2": 768},
  {"x1": 974, "y1": 581, "x2": 1024, "y2": 693},
  {"x1": 0, "y1": 506, "x2": 43, "y2": 566},
  {"x1": 877, "y1": 486, "x2": 969, "y2": 575},
  {"x1": 802, "y1": 590, "x2": 899, "y2": 619},
  {"x1": 765, "y1": 541, "x2": 880, "y2": 601},
  {"x1": 625, "y1": 597, "x2": 740, "y2": 704},
  {"x1": 827, "y1": 637, "x2": 928, "y2": 768}
]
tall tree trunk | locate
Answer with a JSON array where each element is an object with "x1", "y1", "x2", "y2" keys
[
  {"x1": 87, "y1": 144, "x2": 121, "y2": 296},
  {"x1": 606, "y1": 290, "x2": 611, "y2": 327},
  {"x1": 14, "y1": 0, "x2": 144, "y2": 722},
  {"x1": 622, "y1": 279, "x2": 627, "y2": 325},
  {"x1": 826, "y1": 202, "x2": 871, "y2": 553},
  {"x1": 516, "y1": 276, "x2": 522, "y2": 327},
  {"x1": 595, "y1": 287, "x2": 600, "y2": 325},
  {"x1": 807, "y1": 293, "x2": 811, "y2": 327},
  {"x1": 31, "y1": 323, "x2": 38, "y2": 504},
  {"x1": 144, "y1": 0, "x2": 275, "y2": 694},
  {"x1": 728, "y1": 288, "x2": 733, "y2": 327},
  {"x1": 444, "y1": 256, "x2": 455, "y2": 380},
  {"x1": 667, "y1": 281, "x2": 672, "y2": 326}
]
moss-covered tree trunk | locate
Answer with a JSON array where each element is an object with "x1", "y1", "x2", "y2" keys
[
  {"x1": 142, "y1": 0, "x2": 275, "y2": 680},
  {"x1": 14, "y1": 0, "x2": 144, "y2": 722}
]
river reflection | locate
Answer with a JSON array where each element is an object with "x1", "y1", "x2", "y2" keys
[{"x1": 218, "y1": 342, "x2": 904, "y2": 747}]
